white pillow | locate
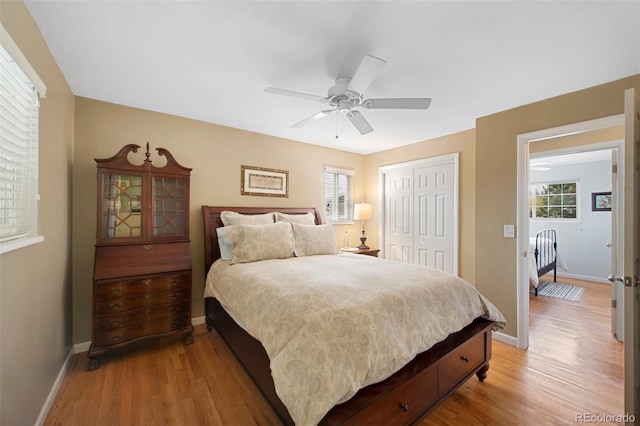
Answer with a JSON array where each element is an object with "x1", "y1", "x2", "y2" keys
[
  {"x1": 221, "y1": 211, "x2": 274, "y2": 226},
  {"x1": 274, "y1": 211, "x2": 316, "y2": 225},
  {"x1": 226, "y1": 222, "x2": 294, "y2": 264},
  {"x1": 291, "y1": 223, "x2": 338, "y2": 256},
  {"x1": 216, "y1": 227, "x2": 233, "y2": 261}
]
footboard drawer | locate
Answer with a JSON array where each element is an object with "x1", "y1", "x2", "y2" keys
[
  {"x1": 438, "y1": 329, "x2": 486, "y2": 394},
  {"x1": 342, "y1": 365, "x2": 438, "y2": 426}
]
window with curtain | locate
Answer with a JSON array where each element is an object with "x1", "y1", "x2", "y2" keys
[
  {"x1": 324, "y1": 167, "x2": 354, "y2": 223},
  {"x1": 0, "y1": 27, "x2": 46, "y2": 252}
]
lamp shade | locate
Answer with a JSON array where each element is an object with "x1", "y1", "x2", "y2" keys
[{"x1": 353, "y1": 202, "x2": 373, "y2": 221}]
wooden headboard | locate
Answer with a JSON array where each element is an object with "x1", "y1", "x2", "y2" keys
[{"x1": 201, "y1": 206, "x2": 322, "y2": 273}]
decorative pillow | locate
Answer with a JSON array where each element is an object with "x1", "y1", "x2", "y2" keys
[
  {"x1": 226, "y1": 222, "x2": 294, "y2": 264},
  {"x1": 221, "y1": 211, "x2": 274, "y2": 226},
  {"x1": 274, "y1": 211, "x2": 316, "y2": 225},
  {"x1": 291, "y1": 223, "x2": 338, "y2": 256},
  {"x1": 216, "y1": 227, "x2": 234, "y2": 261}
]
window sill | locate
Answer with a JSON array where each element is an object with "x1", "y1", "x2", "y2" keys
[{"x1": 0, "y1": 235, "x2": 44, "y2": 254}]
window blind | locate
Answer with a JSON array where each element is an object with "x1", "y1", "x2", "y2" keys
[
  {"x1": 324, "y1": 167, "x2": 354, "y2": 223},
  {"x1": 0, "y1": 44, "x2": 40, "y2": 243}
]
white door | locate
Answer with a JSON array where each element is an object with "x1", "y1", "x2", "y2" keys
[
  {"x1": 381, "y1": 154, "x2": 459, "y2": 275},
  {"x1": 610, "y1": 149, "x2": 625, "y2": 341},
  {"x1": 384, "y1": 168, "x2": 414, "y2": 263},
  {"x1": 414, "y1": 164, "x2": 455, "y2": 271},
  {"x1": 623, "y1": 87, "x2": 639, "y2": 424}
]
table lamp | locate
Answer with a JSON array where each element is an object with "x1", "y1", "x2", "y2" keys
[{"x1": 353, "y1": 202, "x2": 373, "y2": 250}]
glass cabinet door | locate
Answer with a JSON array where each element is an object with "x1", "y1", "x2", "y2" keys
[
  {"x1": 101, "y1": 173, "x2": 144, "y2": 239},
  {"x1": 152, "y1": 176, "x2": 187, "y2": 237}
]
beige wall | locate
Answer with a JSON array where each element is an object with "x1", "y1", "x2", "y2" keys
[
  {"x1": 364, "y1": 129, "x2": 477, "y2": 283},
  {"x1": 73, "y1": 98, "x2": 366, "y2": 343},
  {"x1": 475, "y1": 75, "x2": 640, "y2": 337},
  {"x1": 0, "y1": 1, "x2": 75, "y2": 424},
  {"x1": 530, "y1": 125, "x2": 624, "y2": 154}
]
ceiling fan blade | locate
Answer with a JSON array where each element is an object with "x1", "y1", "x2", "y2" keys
[
  {"x1": 291, "y1": 109, "x2": 335, "y2": 128},
  {"x1": 265, "y1": 87, "x2": 327, "y2": 103},
  {"x1": 346, "y1": 55, "x2": 386, "y2": 95},
  {"x1": 362, "y1": 98, "x2": 432, "y2": 110},
  {"x1": 346, "y1": 111, "x2": 373, "y2": 135}
]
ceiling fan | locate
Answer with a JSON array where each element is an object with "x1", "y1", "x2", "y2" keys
[{"x1": 265, "y1": 55, "x2": 432, "y2": 135}]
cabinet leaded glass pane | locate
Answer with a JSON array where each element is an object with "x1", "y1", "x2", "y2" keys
[
  {"x1": 152, "y1": 177, "x2": 187, "y2": 237},
  {"x1": 102, "y1": 173, "x2": 143, "y2": 238}
]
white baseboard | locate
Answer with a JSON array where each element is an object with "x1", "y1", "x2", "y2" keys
[
  {"x1": 492, "y1": 330, "x2": 518, "y2": 347},
  {"x1": 73, "y1": 316, "x2": 207, "y2": 354},
  {"x1": 35, "y1": 348, "x2": 74, "y2": 426},
  {"x1": 557, "y1": 272, "x2": 609, "y2": 284}
]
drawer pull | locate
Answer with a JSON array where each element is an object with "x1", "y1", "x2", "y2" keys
[
  {"x1": 461, "y1": 356, "x2": 469, "y2": 363},
  {"x1": 171, "y1": 280, "x2": 180, "y2": 286},
  {"x1": 109, "y1": 318, "x2": 122, "y2": 326},
  {"x1": 401, "y1": 403, "x2": 409, "y2": 412},
  {"x1": 172, "y1": 294, "x2": 180, "y2": 300},
  {"x1": 110, "y1": 287, "x2": 121, "y2": 295},
  {"x1": 143, "y1": 245, "x2": 151, "y2": 250},
  {"x1": 143, "y1": 279, "x2": 151, "y2": 285},
  {"x1": 111, "y1": 335, "x2": 122, "y2": 341},
  {"x1": 142, "y1": 294, "x2": 151, "y2": 299},
  {"x1": 110, "y1": 303, "x2": 121, "y2": 310}
]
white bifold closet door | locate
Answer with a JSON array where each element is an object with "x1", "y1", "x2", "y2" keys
[{"x1": 382, "y1": 154, "x2": 458, "y2": 275}]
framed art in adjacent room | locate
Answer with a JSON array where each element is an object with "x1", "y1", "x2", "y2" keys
[
  {"x1": 591, "y1": 191, "x2": 612, "y2": 211},
  {"x1": 241, "y1": 165, "x2": 289, "y2": 197}
]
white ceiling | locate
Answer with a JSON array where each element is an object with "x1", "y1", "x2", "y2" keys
[{"x1": 25, "y1": 1, "x2": 640, "y2": 155}]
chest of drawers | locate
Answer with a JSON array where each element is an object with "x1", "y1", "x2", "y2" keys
[{"x1": 87, "y1": 242, "x2": 194, "y2": 370}]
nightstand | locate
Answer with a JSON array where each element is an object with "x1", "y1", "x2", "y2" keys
[{"x1": 355, "y1": 248, "x2": 380, "y2": 257}]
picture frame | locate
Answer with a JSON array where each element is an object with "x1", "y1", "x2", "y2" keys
[
  {"x1": 241, "y1": 165, "x2": 289, "y2": 198},
  {"x1": 591, "y1": 191, "x2": 611, "y2": 211}
]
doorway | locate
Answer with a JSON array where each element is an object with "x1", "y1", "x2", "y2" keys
[{"x1": 516, "y1": 115, "x2": 624, "y2": 349}]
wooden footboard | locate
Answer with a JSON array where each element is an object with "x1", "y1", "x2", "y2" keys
[{"x1": 206, "y1": 297, "x2": 494, "y2": 425}]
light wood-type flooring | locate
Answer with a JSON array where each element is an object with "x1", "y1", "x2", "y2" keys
[{"x1": 45, "y1": 277, "x2": 623, "y2": 425}]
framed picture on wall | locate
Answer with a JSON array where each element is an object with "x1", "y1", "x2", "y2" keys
[
  {"x1": 591, "y1": 191, "x2": 612, "y2": 211},
  {"x1": 241, "y1": 165, "x2": 289, "y2": 197}
]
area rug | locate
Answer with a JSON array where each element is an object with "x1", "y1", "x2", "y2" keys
[{"x1": 531, "y1": 280, "x2": 585, "y2": 302}]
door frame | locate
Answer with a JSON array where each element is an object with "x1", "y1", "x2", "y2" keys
[
  {"x1": 378, "y1": 153, "x2": 459, "y2": 274},
  {"x1": 516, "y1": 114, "x2": 624, "y2": 349}
]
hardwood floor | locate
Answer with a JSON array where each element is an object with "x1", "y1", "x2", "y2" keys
[{"x1": 45, "y1": 277, "x2": 623, "y2": 426}]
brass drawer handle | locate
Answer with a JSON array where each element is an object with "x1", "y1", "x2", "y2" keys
[
  {"x1": 174, "y1": 306, "x2": 181, "y2": 312},
  {"x1": 172, "y1": 294, "x2": 180, "y2": 300},
  {"x1": 143, "y1": 279, "x2": 151, "y2": 285},
  {"x1": 142, "y1": 293, "x2": 151, "y2": 299},
  {"x1": 110, "y1": 287, "x2": 121, "y2": 295},
  {"x1": 109, "y1": 318, "x2": 122, "y2": 326},
  {"x1": 110, "y1": 303, "x2": 121, "y2": 310},
  {"x1": 401, "y1": 403, "x2": 409, "y2": 412},
  {"x1": 460, "y1": 356, "x2": 469, "y2": 363},
  {"x1": 111, "y1": 335, "x2": 122, "y2": 341},
  {"x1": 171, "y1": 280, "x2": 180, "y2": 286}
]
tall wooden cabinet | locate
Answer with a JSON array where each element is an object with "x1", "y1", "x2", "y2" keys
[{"x1": 87, "y1": 143, "x2": 194, "y2": 370}]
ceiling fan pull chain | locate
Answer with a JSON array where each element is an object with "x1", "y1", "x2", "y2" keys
[{"x1": 335, "y1": 113, "x2": 339, "y2": 139}]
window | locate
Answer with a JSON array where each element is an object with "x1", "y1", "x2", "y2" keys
[
  {"x1": 530, "y1": 181, "x2": 578, "y2": 220},
  {"x1": 0, "y1": 25, "x2": 46, "y2": 253},
  {"x1": 325, "y1": 167, "x2": 354, "y2": 223}
]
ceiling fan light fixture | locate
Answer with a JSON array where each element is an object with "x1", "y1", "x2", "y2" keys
[{"x1": 264, "y1": 54, "x2": 432, "y2": 136}]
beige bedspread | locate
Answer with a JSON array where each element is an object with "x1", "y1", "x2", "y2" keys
[{"x1": 205, "y1": 253, "x2": 505, "y2": 425}]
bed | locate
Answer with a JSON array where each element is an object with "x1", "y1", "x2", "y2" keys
[
  {"x1": 528, "y1": 229, "x2": 568, "y2": 295},
  {"x1": 202, "y1": 206, "x2": 505, "y2": 425}
]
